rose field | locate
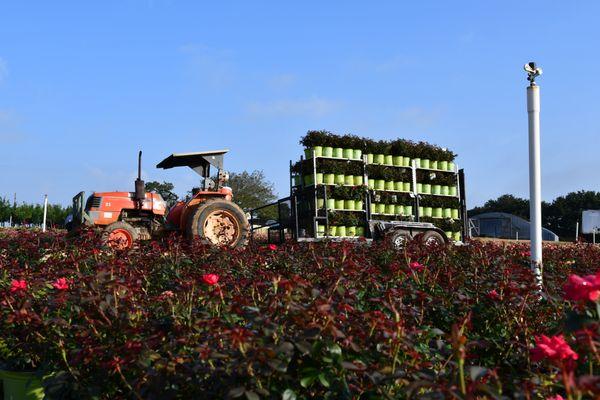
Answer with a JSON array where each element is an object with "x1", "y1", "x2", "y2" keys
[{"x1": 2, "y1": 231, "x2": 600, "y2": 399}]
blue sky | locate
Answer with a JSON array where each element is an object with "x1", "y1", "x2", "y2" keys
[{"x1": 1, "y1": 1, "x2": 599, "y2": 207}]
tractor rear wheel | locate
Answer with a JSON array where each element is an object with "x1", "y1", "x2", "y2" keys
[
  {"x1": 102, "y1": 221, "x2": 138, "y2": 250},
  {"x1": 386, "y1": 230, "x2": 412, "y2": 249},
  {"x1": 186, "y1": 199, "x2": 249, "y2": 248}
]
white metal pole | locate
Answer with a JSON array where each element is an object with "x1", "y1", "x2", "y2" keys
[
  {"x1": 42, "y1": 194, "x2": 48, "y2": 232},
  {"x1": 575, "y1": 222, "x2": 579, "y2": 242},
  {"x1": 526, "y1": 62, "x2": 543, "y2": 290}
]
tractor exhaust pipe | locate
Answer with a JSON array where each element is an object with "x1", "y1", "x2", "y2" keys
[{"x1": 134, "y1": 150, "x2": 145, "y2": 202}]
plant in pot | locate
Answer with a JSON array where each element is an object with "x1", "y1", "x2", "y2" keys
[
  {"x1": 364, "y1": 139, "x2": 376, "y2": 164},
  {"x1": 300, "y1": 130, "x2": 330, "y2": 158},
  {"x1": 390, "y1": 139, "x2": 407, "y2": 166},
  {"x1": 373, "y1": 141, "x2": 386, "y2": 165},
  {"x1": 383, "y1": 143, "x2": 393, "y2": 166}
]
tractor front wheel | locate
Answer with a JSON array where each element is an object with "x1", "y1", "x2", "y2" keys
[
  {"x1": 186, "y1": 200, "x2": 249, "y2": 248},
  {"x1": 102, "y1": 221, "x2": 138, "y2": 250}
]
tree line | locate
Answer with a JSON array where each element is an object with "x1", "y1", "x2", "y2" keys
[
  {"x1": 468, "y1": 191, "x2": 600, "y2": 240},
  {"x1": 0, "y1": 197, "x2": 72, "y2": 227}
]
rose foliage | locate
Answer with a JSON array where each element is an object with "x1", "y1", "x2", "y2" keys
[{"x1": 1, "y1": 229, "x2": 600, "y2": 399}]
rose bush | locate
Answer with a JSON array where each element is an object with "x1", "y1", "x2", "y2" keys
[{"x1": 1, "y1": 228, "x2": 600, "y2": 399}]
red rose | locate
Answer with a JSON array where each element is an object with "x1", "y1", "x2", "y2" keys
[
  {"x1": 202, "y1": 274, "x2": 220, "y2": 286},
  {"x1": 268, "y1": 244, "x2": 278, "y2": 251},
  {"x1": 409, "y1": 262, "x2": 425, "y2": 272},
  {"x1": 487, "y1": 289, "x2": 500, "y2": 300},
  {"x1": 531, "y1": 334, "x2": 578, "y2": 364},
  {"x1": 9, "y1": 279, "x2": 27, "y2": 293},
  {"x1": 52, "y1": 277, "x2": 69, "y2": 291},
  {"x1": 563, "y1": 274, "x2": 600, "y2": 302}
]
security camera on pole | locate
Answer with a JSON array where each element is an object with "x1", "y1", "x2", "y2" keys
[{"x1": 524, "y1": 62, "x2": 543, "y2": 290}]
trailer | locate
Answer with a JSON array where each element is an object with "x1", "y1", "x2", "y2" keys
[{"x1": 250, "y1": 149, "x2": 468, "y2": 246}]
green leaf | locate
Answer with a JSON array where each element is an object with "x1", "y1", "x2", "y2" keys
[
  {"x1": 245, "y1": 391, "x2": 260, "y2": 400},
  {"x1": 282, "y1": 389, "x2": 297, "y2": 400},
  {"x1": 228, "y1": 387, "x2": 245, "y2": 398},
  {"x1": 329, "y1": 344, "x2": 342, "y2": 355},
  {"x1": 300, "y1": 376, "x2": 316, "y2": 388},
  {"x1": 318, "y1": 373, "x2": 330, "y2": 388}
]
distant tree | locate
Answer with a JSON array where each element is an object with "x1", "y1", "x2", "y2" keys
[
  {"x1": 468, "y1": 194, "x2": 532, "y2": 220},
  {"x1": 227, "y1": 171, "x2": 277, "y2": 220},
  {"x1": 545, "y1": 191, "x2": 600, "y2": 239},
  {"x1": 145, "y1": 181, "x2": 179, "y2": 208}
]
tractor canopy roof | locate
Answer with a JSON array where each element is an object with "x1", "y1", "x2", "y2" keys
[{"x1": 157, "y1": 150, "x2": 228, "y2": 177}]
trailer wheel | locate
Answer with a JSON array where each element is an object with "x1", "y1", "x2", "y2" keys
[
  {"x1": 186, "y1": 199, "x2": 249, "y2": 248},
  {"x1": 418, "y1": 230, "x2": 446, "y2": 247},
  {"x1": 386, "y1": 230, "x2": 412, "y2": 249},
  {"x1": 102, "y1": 221, "x2": 138, "y2": 249}
]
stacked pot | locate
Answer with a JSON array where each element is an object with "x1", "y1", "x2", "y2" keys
[{"x1": 297, "y1": 131, "x2": 462, "y2": 240}]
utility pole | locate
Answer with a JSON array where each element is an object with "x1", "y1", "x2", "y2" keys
[
  {"x1": 42, "y1": 194, "x2": 48, "y2": 232},
  {"x1": 525, "y1": 62, "x2": 543, "y2": 290}
]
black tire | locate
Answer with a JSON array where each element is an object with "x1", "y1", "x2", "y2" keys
[
  {"x1": 102, "y1": 221, "x2": 138, "y2": 249},
  {"x1": 186, "y1": 199, "x2": 249, "y2": 248},
  {"x1": 418, "y1": 230, "x2": 446, "y2": 247},
  {"x1": 386, "y1": 230, "x2": 412, "y2": 249}
]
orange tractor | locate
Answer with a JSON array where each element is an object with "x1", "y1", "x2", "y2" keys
[{"x1": 70, "y1": 150, "x2": 249, "y2": 249}]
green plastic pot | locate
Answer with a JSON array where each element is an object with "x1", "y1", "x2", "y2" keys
[
  {"x1": 315, "y1": 173, "x2": 323, "y2": 184},
  {"x1": 422, "y1": 184, "x2": 431, "y2": 194},
  {"x1": 438, "y1": 161, "x2": 448, "y2": 170},
  {"x1": 375, "y1": 179, "x2": 385, "y2": 190},
  {"x1": 433, "y1": 207, "x2": 442, "y2": 218},
  {"x1": 432, "y1": 185, "x2": 441, "y2": 195},
  {"x1": 448, "y1": 161, "x2": 455, "y2": 172},
  {"x1": 449, "y1": 186, "x2": 457, "y2": 196},
  {"x1": 384, "y1": 155, "x2": 393, "y2": 165},
  {"x1": 303, "y1": 175, "x2": 313, "y2": 186},
  {"x1": 326, "y1": 199, "x2": 335, "y2": 210},
  {"x1": 324, "y1": 173, "x2": 335, "y2": 185},
  {"x1": 414, "y1": 158, "x2": 421, "y2": 168},
  {"x1": 367, "y1": 153, "x2": 374, "y2": 164},
  {"x1": 441, "y1": 185, "x2": 449, "y2": 195},
  {"x1": 451, "y1": 209, "x2": 459, "y2": 219},
  {"x1": 374, "y1": 154, "x2": 385, "y2": 164},
  {"x1": 423, "y1": 207, "x2": 433, "y2": 217},
  {"x1": 395, "y1": 205, "x2": 404, "y2": 215},
  {"x1": 317, "y1": 198, "x2": 325, "y2": 209},
  {"x1": 322, "y1": 146, "x2": 333, "y2": 157},
  {"x1": 333, "y1": 147, "x2": 344, "y2": 158},
  {"x1": 367, "y1": 179, "x2": 375, "y2": 189},
  {"x1": 337, "y1": 226, "x2": 347, "y2": 237},
  {"x1": 402, "y1": 157, "x2": 411, "y2": 167},
  {"x1": 354, "y1": 175, "x2": 364, "y2": 185},
  {"x1": 347, "y1": 226, "x2": 356, "y2": 237},
  {"x1": 317, "y1": 224, "x2": 325, "y2": 237},
  {"x1": 453, "y1": 232, "x2": 461, "y2": 241},
  {"x1": 376, "y1": 203, "x2": 386, "y2": 214},
  {"x1": 344, "y1": 175, "x2": 353, "y2": 185},
  {"x1": 385, "y1": 181, "x2": 395, "y2": 190},
  {"x1": 445, "y1": 231, "x2": 453, "y2": 240},
  {"x1": 431, "y1": 160, "x2": 438, "y2": 170},
  {"x1": 443, "y1": 208, "x2": 452, "y2": 218},
  {"x1": 353, "y1": 149, "x2": 362, "y2": 160},
  {"x1": 355, "y1": 200, "x2": 364, "y2": 210},
  {"x1": 356, "y1": 227, "x2": 365, "y2": 237},
  {"x1": 393, "y1": 156, "x2": 403, "y2": 166},
  {"x1": 418, "y1": 206, "x2": 424, "y2": 216},
  {"x1": 0, "y1": 370, "x2": 45, "y2": 400},
  {"x1": 385, "y1": 204, "x2": 395, "y2": 215},
  {"x1": 416, "y1": 183, "x2": 423, "y2": 193},
  {"x1": 403, "y1": 182, "x2": 411, "y2": 192},
  {"x1": 328, "y1": 225, "x2": 337, "y2": 236},
  {"x1": 335, "y1": 174, "x2": 345, "y2": 185},
  {"x1": 335, "y1": 199, "x2": 345, "y2": 210},
  {"x1": 344, "y1": 200, "x2": 356, "y2": 210},
  {"x1": 421, "y1": 159, "x2": 430, "y2": 169},
  {"x1": 394, "y1": 181, "x2": 403, "y2": 191},
  {"x1": 404, "y1": 205, "x2": 413, "y2": 216},
  {"x1": 304, "y1": 148, "x2": 313, "y2": 159},
  {"x1": 343, "y1": 148, "x2": 354, "y2": 159}
]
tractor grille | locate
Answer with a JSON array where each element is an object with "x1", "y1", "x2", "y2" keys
[{"x1": 86, "y1": 196, "x2": 102, "y2": 209}]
